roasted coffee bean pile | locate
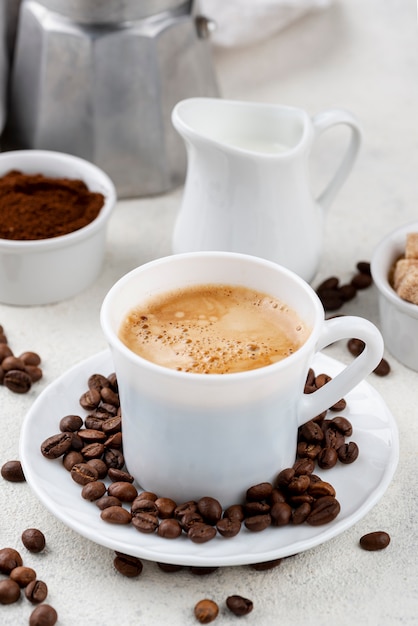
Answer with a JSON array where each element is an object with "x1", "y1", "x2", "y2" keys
[
  {"x1": 315, "y1": 263, "x2": 392, "y2": 377},
  {"x1": 0, "y1": 541, "x2": 58, "y2": 625},
  {"x1": 315, "y1": 261, "x2": 372, "y2": 312},
  {"x1": 39, "y1": 369, "x2": 355, "y2": 546},
  {"x1": 0, "y1": 326, "x2": 43, "y2": 394},
  {"x1": 298, "y1": 368, "x2": 359, "y2": 469}
]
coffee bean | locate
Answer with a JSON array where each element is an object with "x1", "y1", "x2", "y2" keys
[
  {"x1": 113, "y1": 553, "x2": 143, "y2": 577},
  {"x1": 299, "y1": 420, "x2": 324, "y2": 444},
  {"x1": 337, "y1": 441, "x2": 359, "y2": 464},
  {"x1": 10, "y1": 565, "x2": 37, "y2": 587},
  {"x1": 81, "y1": 442, "x2": 106, "y2": 460},
  {"x1": 157, "y1": 562, "x2": 184, "y2": 573},
  {"x1": 2, "y1": 355, "x2": 26, "y2": 371},
  {"x1": 107, "y1": 481, "x2": 138, "y2": 503},
  {"x1": 100, "y1": 386, "x2": 119, "y2": 406},
  {"x1": 86, "y1": 458, "x2": 108, "y2": 479},
  {"x1": 131, "y1": 497, "x2": 158, "y2": 516},
  {"x1": 317, "y1": 276, "x2": 339, "y2": 292},
  {"x1": 246, "y1": 482, "x2": 273, "y2": 501},
  {"x1": 329, "y1": 397, "x2": 347, "y2": 412},
  {"x1": 292, "y1": 502, "x2": 312, "y2": 525},
  {"x1": 197, "y1": 497, "x2": 222, "y2": 525},
  {"x1": 0, "y1": 343, "x2": 13, "y2": 359},
  {"x1": 174, "y1": 501, "x2": 198, "y2": 519},
  {"x1": 249, "y1": 558, "x2": 282, "y2": 571},
  {"x1": 223, "y1": 504, "x2": 245, "y2": 522},
  {"x1": 330, "y1": 416, "x2": 353, "y2": 437},
  {"x1": 19, "y1": 351, "x2": 41, "y2": 366},
  {"x1": 70, "y1": 462, "x2": 99, "y2": 486},
  {"x1": 132, "y1": 512, "x2": 159, "y2": 534},
  {"x1": 107, "y1": 467, "x2": 134, "y2": 483},
  {"x1": 293, "y1": 457, "x2": 315, "y2": 476},
  {"x1": 194, "y1": 599, "x2": 219, "y2": 623},
  {"x1": 244, "y1": 514, "x2": 271, "y2": 532},
  {"x1": 59, "y1": 414, "x2": 83, "y2": 432},
  {"x1": 25, "y1": 366, "x2": 43, "y2": 382},
  {"x1": 1, "y1": 459, "x2": 25, "y2": 482},
  {"x1": 96, "y1": 495, "x2": 122, "y2": 510},
  {"x1": 188, "y1": 523, "x2": 217, "y2": 543},
  {"x1": 29, "y1": 604, "x2": 58, "y2": 626},
  {"x1": 351, "y1": 273, "x2": 372, "y2": 289},
  {"x1": 317, "y1": 447, "x2": 338, "y2": 470},
  {"x1": 297, "y1": 441, "x2": 321, "y2": 460},
  {"x1": 271, "y1": 502, "x2": 292, "y2": 526},
  {"x1": 157, "y1": 518, "x2": 182, "y2": 539},
  {"x1": 216, "y1": 517, "x2": 241, "y2": 538},
  {"x1": 155, "y1": 497, "x2": 177, "y2": 519},
  {"x1": 226, "y1": 595, "x2": 253, "y2": 616},
  {"x1": 103, "y1": 448, "x2": 124, "y2": 469},
  {"x1": 359, "y1": 531, "x2": 391, "y2": 551},
  {"x1": 25, "y1": 580, "x2": 48, "y2": 604},
  {"x1": 62, "y1": 450, "x2": 84, "y2": 471},
  {"x1": 77, "y1": 428, "x2": 107, "y2": 443},
  {"x1": 81, "y1": 480, "x2": 107, "y2": 501},
  {"x1": 374, "y1": 358, "x2": 391, "y2": 376},
  {"x1": 287, "y1": 475, "x2": 310, "y2": 494},
  {"x1": 0, "y1": 547, "x2": 23, "y2": 574},
  {"x1": 347, "y1": 338, "x2": 365, "y2": 356},
  {"x1": 317, "y1": 288, "x2": 344, "y2": 311},
  {"x1": 41, "y1": 433, "x2": 73, "y2": 459},
  {"x1": 4, "y1": 369, "x2": 32, "y2": 393},
  {"x1": 323, "y1": 424, "x2": 345, "y2": 450},
  {"x1": 100, "y1": 506, "x2": 132, "y2": 525},
  {"x1": 275, "y1": 468, "x2": 295, "y2": 489},
  {"x1": 308, "y1": 480, "x2": 336, "y2": 498},
  {"x1": 102, "y1": 416, "x2": 122, "y2": 435},
  {"x1": 306, "y1": 496, "x2": 340, "y2": 526},
  {"x1": 339, "y1": 283, "x2": 357, "y2": 302},
  {"x1": 88, "y1": 373, "x2": 110, "y2": 391},
  {"x1": 0, "y1": 578, "x2": 21, "y2": 604},
  {"x1": 357, "y1": 261, "x2": 371, "y2": 276},
  {"x1": 244, "y1": 501, "x2": 270, "y2": 516},
  {"x1": 79, "y1": 388, "x2": 101, "y2": 410},
  {"x1": 22, "y1": 528, "x2": 46, "y2": 553}
]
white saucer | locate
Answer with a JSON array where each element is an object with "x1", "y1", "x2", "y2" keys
[{"x1": 20, "y1": 350, "x2": 399, "y2": 567}]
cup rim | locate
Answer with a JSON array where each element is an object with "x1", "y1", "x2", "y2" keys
[
  {"x1": 371, "y1": 220, "x2": 418, "y2": 319},
  {"x1": 100, "y1": 251, "x2": 324, "y2": 380},
  {"x1": 0, "y1": 150, "x2": 116, "y2": 252}
]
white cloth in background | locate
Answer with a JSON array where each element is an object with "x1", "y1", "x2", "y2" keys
[{"x1": 198, "y1": 0, "x2": 334, "y2": 47}]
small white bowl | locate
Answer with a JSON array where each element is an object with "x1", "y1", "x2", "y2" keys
[
  {"x1": 371, "y1": 221, "x2": 418, "y2": 371},
  {"x1": 0, "y1": 150, "x2": 116, "y2": 306}
]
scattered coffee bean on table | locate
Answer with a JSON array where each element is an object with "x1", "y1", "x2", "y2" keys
[
  {"x1": 29, "y1": 603, "x2": 58, "y2": 626},
  {"x1": 1, "y1": 460, "x2": 26, "y2": 482},
  {"x1": 194, "y1": 599, "x2": 219, "y2": 623},
  {"x1": 0, "y1": 325, "x2": 43, "y2": 393},
  {"x1": 359, "y1": 531, "x2": 391, "y2": 551},
  {"x1": 315, "y1": 261, "x2": 372, "y2": 312},
  {"x1": 226, "y1": 595, "x2": 254, "y2": 616},
  {"x1": 21, "y1": 528, "x2": 46, "y2": 553}
]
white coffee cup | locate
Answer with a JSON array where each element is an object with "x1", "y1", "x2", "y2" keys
[{"x1": 100, "y1": 252, "x2": 383, "y2": 507}]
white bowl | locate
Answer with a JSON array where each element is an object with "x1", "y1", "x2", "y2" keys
[
  {"x1": 371, "y1": 221, "x2": 418, "y2": 371},
  {"x1": 0, "y1": 150, "x2": 116, "y2": 306}
]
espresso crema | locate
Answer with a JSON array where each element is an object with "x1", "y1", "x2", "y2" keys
[{"x1": 118, "y1": 284, "x2": 310, "y2": 374}]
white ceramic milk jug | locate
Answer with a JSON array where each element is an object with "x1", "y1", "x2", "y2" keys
[{"x1": 171, "y1": 98, "x2": 362, "y2": 283}]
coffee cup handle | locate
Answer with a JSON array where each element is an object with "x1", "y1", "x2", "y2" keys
[
  {"x1": 298, "y1": 316, "x2": 384, "y2": 425},
  {"x1": 312, "y1": 109, "x2": 362, "y2": 211}
]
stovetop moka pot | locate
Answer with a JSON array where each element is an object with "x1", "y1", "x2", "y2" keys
[{"x1": 4, "y1": 0, "x2": 219, "y2": 197}]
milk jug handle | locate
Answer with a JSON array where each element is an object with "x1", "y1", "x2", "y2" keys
[{"x1": 312, "y1": 109, "x2": 362, "y2": 211}]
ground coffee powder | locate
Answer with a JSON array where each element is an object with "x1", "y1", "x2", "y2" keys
[{"x1": 0, "y1": 170, "x2": 105, "y2": 240}]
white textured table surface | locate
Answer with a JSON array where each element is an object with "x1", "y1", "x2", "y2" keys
[{"x1": 1, "y1": 1, "x2": 418, "y2": 624}]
